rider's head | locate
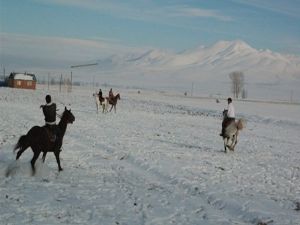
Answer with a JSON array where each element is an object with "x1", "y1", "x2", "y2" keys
[
  {"x1": 227, "y1": 97, "x2": 232, "y2": 103},
  {"x1": 45, "y1": 95, "x2": 51, "y2": 104}
]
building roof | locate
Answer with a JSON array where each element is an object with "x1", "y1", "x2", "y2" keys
[{"x1": 9, "y1": 73, "x2": 37, "y2": 81}]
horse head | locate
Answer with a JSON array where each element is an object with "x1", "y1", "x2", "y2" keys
[
  {"x1": 116, "y1": 93, "x2": 120, "y2": 100},
  {"x1": 62, "y1": 106, "x2": 75, "y2": 124}
]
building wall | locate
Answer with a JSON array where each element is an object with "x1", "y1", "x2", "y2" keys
[{"x1": 8, "y1": 79, "x2": 36, "y2": 89}]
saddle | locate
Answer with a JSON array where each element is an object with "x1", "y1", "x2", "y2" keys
[
  {"x1": 99, "y1": 96, "x2": 104, "y2": 105},
  {"x1": 220, "y1": 118, "x2": 235, "y2": 137},
  {"x1": 223, "y1": 118, "x2": 235, "y2": 129},
  {"x1": 44, "y1": 126, "x2": 56, "y2": 142}
]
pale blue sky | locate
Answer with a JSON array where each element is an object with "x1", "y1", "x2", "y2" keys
[{"x1": 1, "y1": 0, "x2": 300, "y2": 70}]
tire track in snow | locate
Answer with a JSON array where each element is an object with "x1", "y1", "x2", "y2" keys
[{"x1": 110, "y1": 151, "x2": 251, "y2": 225}]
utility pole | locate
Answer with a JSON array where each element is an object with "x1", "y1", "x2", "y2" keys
[
  {"x1": 48, "y1": 73, "x2": 50, "y2": 90},
  {"x1": 191, "y1": 82, "x2": 194, "y2": 97},
  {"x1": 70, "y1": 71, "x2": 73, "y2": 92},
  {"x1": 60, "y1": 74, "x2": 62, "y2": 92}
]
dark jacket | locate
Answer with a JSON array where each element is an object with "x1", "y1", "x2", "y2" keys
[{"x1": 42, "y1": 103, "x2": 57, "y2": 124}]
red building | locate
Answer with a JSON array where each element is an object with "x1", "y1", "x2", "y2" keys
[{"x1": 8, "y1": 72, "x2": 37, "y2": 90}]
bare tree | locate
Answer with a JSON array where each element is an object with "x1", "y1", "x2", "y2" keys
[{"x1": 229, "y1": 71, "x2": 244, "y2": 98}]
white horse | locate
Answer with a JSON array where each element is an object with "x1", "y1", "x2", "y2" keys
[
  {"x1": 221, "y1": 110, "x2": 246, "y2": 152},
  {"x1": 93, "y1": 93, "x2": 109, "y2": 114},
  {"x1": 101, "y1": 98, "x2": 109, "y2": 113}
]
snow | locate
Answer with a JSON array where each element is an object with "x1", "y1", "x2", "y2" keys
[
  {"x1": 0, "y1": 86, "x2": 299, "y2": 225},
  {"x1": 13, "y1": 73, "x2": 35, "y2": 81}
]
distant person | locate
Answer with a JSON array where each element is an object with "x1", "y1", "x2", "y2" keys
[
  {"x1": 108, "y1": 88, "x2": 114, "y2": 102},
  {"x1": 220, "y1": 97, "x2": 235, "y2": 136},
  {"x1": 98, "y1": 89, "x2": 102, "y2": 98},
  {"x1": 98, "y1": 89, "x2": 103, "y2": 104},
  {"x1": 40, "y1": 95, "x2": 58, "y2": 142}
]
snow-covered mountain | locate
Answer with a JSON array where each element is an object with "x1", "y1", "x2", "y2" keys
[
  {"x1": 95, "y1": 40, "x2": 300, "y2": 80},
  {"x1": 76, "y1": 40, "x2": 300, "y2": 101}
]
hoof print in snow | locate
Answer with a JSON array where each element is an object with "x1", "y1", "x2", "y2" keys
[{"x1": 257, "y1": 219, "x2": 273, "y2": 225}]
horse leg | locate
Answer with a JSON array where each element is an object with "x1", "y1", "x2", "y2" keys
[
  {"x1": 225, "y1": 136, "x2": 234, "y2": 152},
  {"x1": 16, "y1": 147, "x2": 26, "y2": 160},
  {"x1": 106, "y1": 103, "x2": 109, "y2": 113},
  {"x1": 42, "y1": 152, "x2": 47, "y2": 163},
  {"x1": 231, "y1": 135, "x2": 236, "y2": 151},
  {"x1": 54, "y1": 151, "x2": 63, "y2": 171},
  {"x1": 102, "y1": 103, "x2": 106, "y2": 113},
  {"x1": 95, "y1": 99, "x2": 99, "y2": 114},
  {"x1": 223, "y1": 138, "x2": 227, "y2": 153},
  {"x1": 31, "y1": 151, "x2": 41, "y2": 175},
  {"x1": 109, "y1": 104, "x2": 113, "y2": 112},
  {"x1": 230, "y1": 134, "x2": 238, "y2": 151}
]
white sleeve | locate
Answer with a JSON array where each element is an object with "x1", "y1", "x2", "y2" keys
[{"x1": 227, "y1": 104, "x2": 235, "y2": 118}]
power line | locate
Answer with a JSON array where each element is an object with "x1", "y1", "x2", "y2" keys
[{"x1": 70, "y1": 63, "x2": 98, "y2": 68}]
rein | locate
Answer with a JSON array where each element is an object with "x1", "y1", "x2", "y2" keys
[{"x1": 56, "y1": 113, "x2": 62, "y2": 119}]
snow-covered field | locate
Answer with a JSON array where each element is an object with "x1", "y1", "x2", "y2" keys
[{"x1": 0, "y1": 86, "x2": 299, "y2": 225}]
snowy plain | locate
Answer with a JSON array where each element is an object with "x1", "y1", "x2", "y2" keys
[{"x1": 0, "y1": 85, "x2": 299, "y2": 225}]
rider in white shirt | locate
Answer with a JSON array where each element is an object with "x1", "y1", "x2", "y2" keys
[
  {"x1": 220, "y1": 98, "x2": 235, "y2": 137},
  {"x1": 227, "y1": 100, "x2": 235, "y2": 118}
]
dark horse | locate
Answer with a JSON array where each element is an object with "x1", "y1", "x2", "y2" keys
[
  {"x1": 108, "y1": 93, "x2": 120, "y2": 113},
  {"x1": 13, "y1": 107, "x2": 75, "y2": 174}
]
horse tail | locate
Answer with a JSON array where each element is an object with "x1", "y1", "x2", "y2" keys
[
  {"x1": 237, "y1": 119, "x2": 246, "y2": 130},
  {"x1": 13, "y1": 135, "x2": 29, "y2": 153}
]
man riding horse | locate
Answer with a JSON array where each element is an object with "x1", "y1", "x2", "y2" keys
[
  {"x1": 220, "y1": 97, "x2": 235, "y2": 137},
  {"x1": 98, "y1": 89, "x2": 104, "y2": 105},
  {"x1": 40, "y1": 95, "x2": 60, "y2": 150},
  {"x1": 108, "y1": 88, "x2": 114, "y2": 104}
]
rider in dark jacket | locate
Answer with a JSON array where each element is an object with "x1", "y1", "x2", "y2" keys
[
  {"x1": 40, "y1": 95, "x2": 57, "y2": 142},
  {"x1": 98, "y1": 89, "x2": 103, "y2": 105},
  {"x1": 108, "y1": 88, "x2": 114, "y2": 103}
]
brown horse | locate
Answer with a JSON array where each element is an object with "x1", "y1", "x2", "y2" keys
[
  {"x1": 107, "y1": 93, "x2": 120, "y2": 113},
  {"x1": 13, "y1": 107, "x2": 75, "y2": 174}
]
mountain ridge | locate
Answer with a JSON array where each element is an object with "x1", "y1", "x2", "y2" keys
[
  {"x1": 73, "y1": 40, "x2": 300, "y2": 101},
  {"x1": 94, "y1": 40, "x2": 300, "y2": 78}
]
